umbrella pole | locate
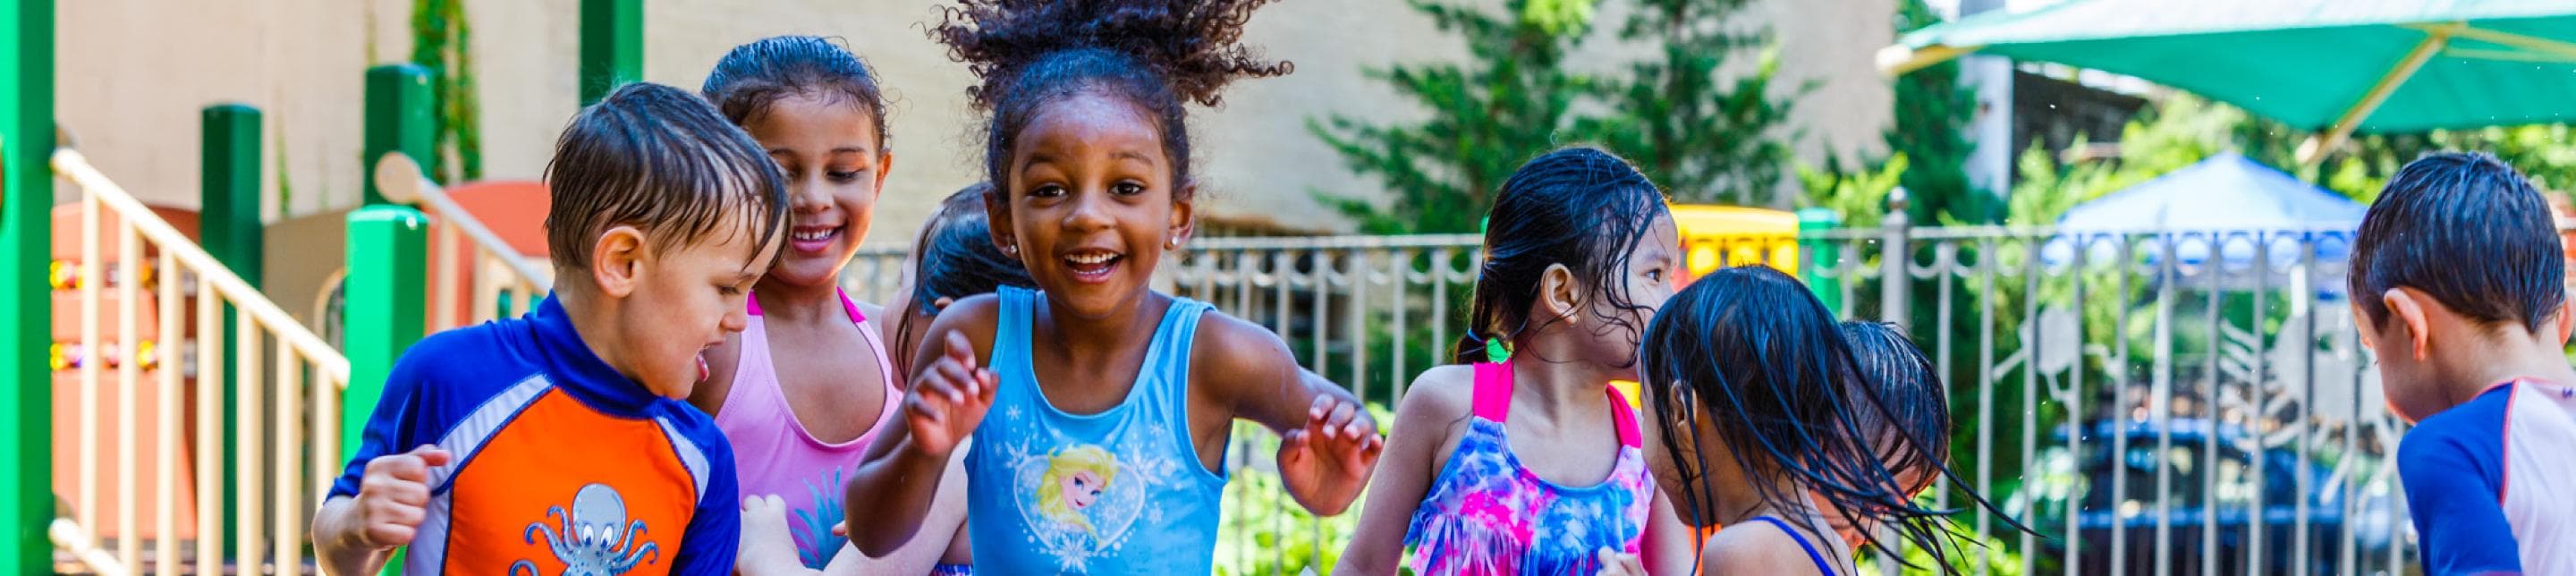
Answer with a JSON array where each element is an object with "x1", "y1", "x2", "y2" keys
[
  {"x1": 2296, "y1": 23, "x2": 2456, "y2": 164},
  {"x1": 1876, "y1": 42, "x2": 1984, "y2": 76}
]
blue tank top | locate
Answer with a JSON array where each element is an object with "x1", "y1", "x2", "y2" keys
[{"x1": 964, "y1": 287, "x2": 1228, "y2": 574}]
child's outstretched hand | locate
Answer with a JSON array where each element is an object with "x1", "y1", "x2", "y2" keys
[
  {"x1": 906, "y1": 331, "x2": 997, "y2": 458},
  {"x1": 349, "y1": 445, "x2": 451, "y2": 550},
  {"x1": 1277, "y1": 394, "x2": 1384, "y2": 516}
]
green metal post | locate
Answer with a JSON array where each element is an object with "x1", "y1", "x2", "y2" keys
[
  {"x1": 0, "y1": 1, "x2": 53, "y2": 572},
  {"x1": 200, "y1": 102, "x2": 259, "y2": 562},
  {"x1": 1797, "y1": 208, "x2": 1844, "y2": 318},
  {"x1": 362, "y1": 64, "x2": 434, "y2": 206},
  {"x1": 579, "y1": 0, "x2": 642, "y2": 106},
  {"x1": 344, "y1": 205, "x2": 425, "y2": 576},
  {"x1": 343, "y1": 206, "x2": 426, "y2": 458}
]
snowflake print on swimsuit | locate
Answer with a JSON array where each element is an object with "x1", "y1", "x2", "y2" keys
[
  {"x1": 994, "y1": 405, "x2": 1199, "y2": 572},
  {"x1": 512, "y1": 484, "x2": 663, "y2": 576}
]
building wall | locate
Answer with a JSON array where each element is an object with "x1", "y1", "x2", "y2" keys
[{"x1": 58, "y1": 0, "x2": 1891, "y2": 245}]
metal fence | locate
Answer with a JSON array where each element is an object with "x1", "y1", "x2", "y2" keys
[{"x1": 844, "y1": 218, "x2": 2416, "y2": 576}]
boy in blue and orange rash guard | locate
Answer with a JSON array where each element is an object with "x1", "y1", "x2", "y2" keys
[
  {"x1": 310, "y1": 82, "x2": 792, "y2": 576},
  {"x1": 2351, "y1": 152, "x2": 2576, "y2": 576}
]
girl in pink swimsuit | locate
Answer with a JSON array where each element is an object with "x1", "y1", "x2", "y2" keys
[
  {"x1": 1336, "y1": 147, "x2": 1693, "y2": 575},
  {"x1": 690, "y1": 36, "x2": 951, "y2": 573}
]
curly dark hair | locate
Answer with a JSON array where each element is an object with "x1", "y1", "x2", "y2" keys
[{"x1": 927, "y1": 0, "x2": 1292, "y2": 198}]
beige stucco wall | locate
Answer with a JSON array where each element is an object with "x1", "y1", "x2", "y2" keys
[
  {"x1": 58, "y1": 0, "x2": 406, "y2": 220},
  {"x1": 59, "y1": 0, "x2": 1891, "y2": 245}
]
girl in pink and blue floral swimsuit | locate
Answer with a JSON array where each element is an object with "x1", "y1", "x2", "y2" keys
[{"x1": 1335, "y1": 147, "x2": 1694, "y2": 576}]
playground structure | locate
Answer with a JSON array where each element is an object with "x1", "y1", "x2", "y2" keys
[{"x1": 1, "y1": 1, "x2": 623, "y2": 572}]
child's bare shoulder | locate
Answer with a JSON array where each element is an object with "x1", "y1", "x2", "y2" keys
[
  {"x1": 851, "y1": 298, "x2": 887, "y2": 323},
  {"x1": 1699, "y1": 521, "x2": 1827, "y2": 575},
  {"x1": 927, "y1": 293, "x2": 1004, "y2": 332},
  {"x1": 1394, "y1": 365, "x2": 1477, "y2": 420},
  {"x1": 1185, "y1": 309, "x2": 1300, "y2": 380},
  {"x1": 914, "y1": 293, "x2": 1004, "y2": 360}
]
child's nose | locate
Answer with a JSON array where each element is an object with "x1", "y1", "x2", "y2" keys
[
  {"x1": 721, "y1": 304, "x2": 750, "y2": 333},
  {"x1": 792, "y1": 178, "x2": 832, "y2": 211},
  {"x1": 1063, "y1": 193, "x2": 1114, "y2": 233}
]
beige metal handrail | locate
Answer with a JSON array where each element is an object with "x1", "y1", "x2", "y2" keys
[
  {"x1": 52, "y1": 148, "x2": 351, "y2": 576},
  {"x1": 374, "y1": 153, "x2": 553, "y2": 331}
]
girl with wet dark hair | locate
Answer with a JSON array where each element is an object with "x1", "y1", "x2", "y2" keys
[
  {"x1": 843, "y1": 2, "x2": 1383, "y2": 573},
  {"x1": 1335, "y1": 147, "x2": 1693, "y2": 575},
  {"x1": 1638, "y1": 267, "x2": 2010, "y2": 575},
  {"x1": 891, "y1": 183, "x2": 1036, "y2": 374},
  {"x1": 1819, "y1": 320, "x2": 1952, "y2": 550}
]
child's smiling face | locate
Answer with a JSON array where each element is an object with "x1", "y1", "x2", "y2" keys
[
  {"x1": 605, "y1": 213, "x2": 779, "y2": 398},
  {"x1": 741, "y1": 90, "x2": 886, "y2": 288},
  {"x1": 991, "y1": 92, "x2": 1191, "y2": 319}
]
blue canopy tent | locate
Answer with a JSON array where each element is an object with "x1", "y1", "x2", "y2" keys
[{"x1": 2042, "y1": 152, "x2": 2366, "y2": 296}]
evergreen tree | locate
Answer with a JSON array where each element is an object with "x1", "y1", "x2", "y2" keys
[
  {"x1": 1576, "y1": 0, "x2": 1802, "y2": 206},
  {"x1": 1314, "y1": 0, "x2": 1805, "y2": 233},
  {"x1": 1884, "y1": 0, "x2": 1989, "y2": 224},
  {"x1": 1310, "y1": 0, "x2": 1590, "y2": 234}
]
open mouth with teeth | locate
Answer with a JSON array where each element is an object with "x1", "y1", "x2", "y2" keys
[
  {"x1": 788, "y1": 225, "x2": 842, "y2": 254},
  {"x1": 1063, "y1": 250, "x2": 1124, "y2": 284}
]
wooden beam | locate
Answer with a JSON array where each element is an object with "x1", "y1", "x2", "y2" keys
[
  {"x1": 1877, "y1": 43, "x2": 1985, "y2": 77},
  {"x1": 2299, "y1": 23, "x2": 2455, "y2": 164},
  {"x1": 2408, "y1": 21, "x2": 2576, "y2": 62}
]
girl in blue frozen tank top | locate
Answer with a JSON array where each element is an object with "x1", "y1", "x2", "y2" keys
[{"x1": 840, "y1": 1, "x2": 1386, "y2": 573}]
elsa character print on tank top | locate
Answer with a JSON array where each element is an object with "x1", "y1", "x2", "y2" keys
[{"x1": 962, "y1": 286, "x2": 1227, "y2": 573}]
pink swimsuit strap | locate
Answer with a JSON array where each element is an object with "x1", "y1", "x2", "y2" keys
[{"x1": 1469, "y1": 361, "x2": 1640, "y2": 448}]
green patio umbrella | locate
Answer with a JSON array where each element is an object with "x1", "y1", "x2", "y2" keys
[{"x1": 1880, "y1": 0, "x2": 2576, "y2": 162}]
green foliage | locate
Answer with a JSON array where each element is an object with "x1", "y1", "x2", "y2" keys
[
  {"x1": 274, "y1": 127, "x2": 296, "y2": 216},
  {"x1": 1520, "y1": 0, "x2": 1595, "y2": 36},
  {"x1": 2235, "y1": 120, "x2": 2576, "y2": 204},
  {"x1": 1310, "y1": 0, "x2": 1589, "y2": 235},
  {"x1": 1797, "y1": 154, "x2": 1906, "y2": 229},
  {"x1": 1214, "y1": 406, "x2": 1393, "y2": 576},
  {"x1": 1882, "y1": 0, "x2": 1991, "y2": 225},
  {"x1": 1576, "y1": 0, "x2": 1802, "y2": 205},
  {"x1": 1859, "y1": 531, "x2": 2031, "y2": 576},
  {"x1": 1314, "y1": 0, "x2": 1802, "y2": 233},
  {"x1": 411, "y1": 0, "x2": 482, "y2": 184}
]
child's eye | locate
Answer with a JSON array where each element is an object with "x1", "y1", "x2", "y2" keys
[
  {"x1": 719, "y1": 285, "x2": 743, "y2": 296},
  {"x1": 827, "y1": 169, "x2": 863, "y2": 183},
  {"x1": 1648, "y1": 268, "x2": 1665, "y2": 282},
  {"x1": 1112, "y1": 182, "x2": 1147, "y2": 196},
  {"x1": 1030, "y1": 184, "x2": 1067, "y2": 199}
]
